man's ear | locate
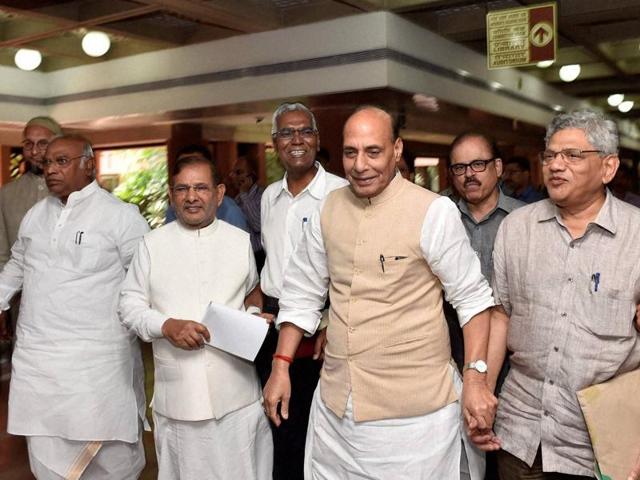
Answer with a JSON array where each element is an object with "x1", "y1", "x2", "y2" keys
[
  {"x1": 216, "y1": 183, "x2": 226, "y2": 207},
  {"x1": 495, "y1": 157, "x2": 503, "y2": 177},
  {"x1": 602, "y1": 154, "x2": 620, "y2": 185},
  {"x1": 394, "y1": 137, "x2": 403, "y2": 165}
]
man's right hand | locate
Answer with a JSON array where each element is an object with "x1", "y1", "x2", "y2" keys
[
  {"x1": 161, "y1": 318, "x2": 210, "y2": 350},
  {"x1": 263, "y1": 360, "x2": 291, "y2": 427}
]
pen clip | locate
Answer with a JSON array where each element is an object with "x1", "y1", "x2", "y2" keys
[{"x1": 379, "y1": 254, "x2": 385, "y2": 273}]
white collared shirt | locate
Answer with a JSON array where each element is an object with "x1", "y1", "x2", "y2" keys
[
  {"x1": 277, "y1": 195, "x2": 495, "y2": 334},
  {"x1": 260, "y1": 163, "x2": 348, "y2": 298},
  {"x1": 0, "y1": 180, "x2": 150, "y2": 441}
]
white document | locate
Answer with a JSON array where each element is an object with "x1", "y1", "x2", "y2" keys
[{"x1": 200, "y1": 302, "x2": 269, "y2": 361}]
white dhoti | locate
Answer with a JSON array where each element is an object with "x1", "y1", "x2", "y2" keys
[
  {"x1": 26, "y1": 434, "x2": 145, "y2": 480},
  {"x1": 153, "y1": 399, "x2": 273, "y2": 480},
  {"x1": 304, "y1": 365, "x2": 484, "y2": 480}
]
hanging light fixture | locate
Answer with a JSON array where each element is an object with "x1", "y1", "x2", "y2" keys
[
  {"x1": 558, "y1": 64, "x2": 581, "y2": 82},
  {"x1": 536, "y1": 60, "x2": 554, "y2": 68},
  {"x1": 618, "y1": 100, "x2": 634, "y2": 113},
  {"x1": 607, "y1": 94, "x2": 624, "y2": 107},
  {"x1": 14, "y1": 48, "x2": 42, "y2": 71},
  {"x1": 82, "y1": 31, "x2": 111, "y2": 57}
]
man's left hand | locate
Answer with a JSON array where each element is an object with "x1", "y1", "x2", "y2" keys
[{"x1": 462, "y1": 377, "x2": 498, "y2": 432}]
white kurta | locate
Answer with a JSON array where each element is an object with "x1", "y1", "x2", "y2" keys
[
  {"x1": 119, "y1": 218, "x2": 273, "y2": 479},
  {"x1": 0, "y1": 181, "x2": 149, "y2": 442}
]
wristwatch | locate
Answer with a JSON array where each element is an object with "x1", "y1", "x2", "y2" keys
[{"x1": 463, "y1": 360, "x2": 488, "y2": 374}]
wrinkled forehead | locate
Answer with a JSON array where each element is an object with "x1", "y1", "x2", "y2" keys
[
  {"x1": 277, "y1": 109, "x2": 313, "y2": 129},
  {"x1": 46, "y1": 138, "x2": 83, "y2": 157},
  {"x1": 24, "y1": 124, "x2": 56, "y2": 141}
]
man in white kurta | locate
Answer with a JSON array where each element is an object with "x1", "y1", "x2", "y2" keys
[
  {"x1": 0, "y1": 135, "x2": 149, "y2": 479},
  {"x1": 119, "y1": 154, "x2": 272, "y2": 480},
  {"x1": 263, "y1": 107, "x2": 497, "y2": 480}
]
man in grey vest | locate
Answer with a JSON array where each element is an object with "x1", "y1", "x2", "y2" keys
[{"x1": 264, "y1": 105, "x2": 496, "y2": 479}]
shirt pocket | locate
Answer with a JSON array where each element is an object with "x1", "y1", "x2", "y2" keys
[
  {"x1": 583, "y1": 287, "x2": 635, "y2": 338},
  {"x1": 64, "y1": 233, "x2": 113, "y2": 273}
]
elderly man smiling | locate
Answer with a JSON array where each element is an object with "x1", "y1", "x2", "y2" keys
[{"x1": 479, "y1": 110, "x2": 640, "y2": 480}]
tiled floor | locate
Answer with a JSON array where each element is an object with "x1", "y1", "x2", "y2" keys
[{"x1": 0, "y1": 343, "x2": 159, "y2": 479}]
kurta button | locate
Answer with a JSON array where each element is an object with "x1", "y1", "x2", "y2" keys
[
  {"x1": 567, "y1": 277, "x2": 573, "y2": 282},
  {"x1": 549, "y1": 379, "x2": 554, "y2": 385},
  {"x1": 348, "y1": 327, "x2": 355, "y2": 333},
  {"x1": 553, "y1": 346, "x2": 559, "y2": 352},
  {"x1": 543, "y1": 411, "x2": 549, "y2": 416},
  {"x1": 560, "y1": 312, "x2": 567, "y2": 317}
]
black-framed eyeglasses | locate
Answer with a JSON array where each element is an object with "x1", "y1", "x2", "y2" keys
[
  {"x1": 22, "y1": 139, "x2": 49, "y2": 151},
  {"x1": 272, "y1": 127, "x2": 317, "y2": 141},
  {"x1": 538, "y1": 149, "x2": 602, "y2": 165},
  {"x1": 449, "y1": 158, "x2": 495, "y2": 176},
  {"x1": 42, "y1": 155, "x2": 86, "y2": 168},
  {"x1": 172, "y1": 183, "x2": 213, "y2": 196}
]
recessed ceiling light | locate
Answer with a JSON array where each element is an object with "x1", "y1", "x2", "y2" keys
[
  {"x1": 552, "y1": 105, "x2": 563, "y2": 112},
  {"x1": 536, "y1": 60, "x2": 554, "y2": 68},
  {"x1": 82, "y1": 31, "x2": 111, "y2": 57},
  {"x1": 14, "y1": 48, "x2": 42, "y2": 71},
  {"x1": 607, "y1": 94, "x2": 624, "y2": 107},
  {"x1": 559, "y1": 64, "x2": 581, "y2": 82},
  {"x1": 456, "y1": 68, "x2": 470, "y2": 77},
  {"x1": 618, "y1": 100, "x2": 634, "y2": 113},
  {"x1": 489, "y1": 81, "x2": 503, "y2": 90}
]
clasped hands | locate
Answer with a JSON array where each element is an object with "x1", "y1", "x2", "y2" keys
[{"x1": 462, "y1": 377, "x2": 501, "y2": 451}]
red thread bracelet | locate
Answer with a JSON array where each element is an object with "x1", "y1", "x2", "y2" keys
[{"x1": 273, "y1": 354, "x2": 293, "y2": 364}]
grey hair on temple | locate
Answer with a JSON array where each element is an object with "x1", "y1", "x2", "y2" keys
[
  {"x1": 545, "y1": 110, "x2": 619, "y2": 156},
  {"x1": 271, "y1": 102, "x2": 318, "y2": 136}
]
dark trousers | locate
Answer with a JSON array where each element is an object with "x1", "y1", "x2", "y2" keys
[
  {"x1": 255, "y1": 295, "x2": 321, "y2": 480},
  {"x1": 497, "y1": 448, "x2": 595, "y2": 480}
]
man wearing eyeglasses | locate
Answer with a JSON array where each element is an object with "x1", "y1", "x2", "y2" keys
[
  {"x1": 0, "y1": 135, "x2": 149, "y2": 479},
  {"x1": 0, "y1": 117, "x2": 62, "y2": 343},
  {"x1": 473, "y1": 110, "x2": 640, "y2": 480},
  {"x1": 258, "y1": 102, "x2": 348, "y2": 479},
  {"x1": 264, "y1": 106, "x2": 496, "y2": 480},
  {"x1": 445, "y1": 133, "x2": 524, "y2": 370},
  {"x1": 120, "y1": 153, "x2": 273, "y2": 480}
]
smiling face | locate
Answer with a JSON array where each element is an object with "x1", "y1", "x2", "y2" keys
[
  {"x1": 342, "y1": 108, "x2": 403, "y2": 198},
  {"x1": 170, "y1": 161, "x2": 225, "y2": 230},
  {"x1": 274, "y1": 109, "x2": 319, "y2": 176},
  {"x1": 449, "y1": 135, "x2": 502, "y2": 205},
  {"x1": 543, "y1": 127, "x2": 618, "y2": 208}
]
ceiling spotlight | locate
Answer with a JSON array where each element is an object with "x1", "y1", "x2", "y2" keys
[
  {"x1": 489, "y1": 81, "x2": 503, "y2": 90},
  {"x1": 607, "y1": 94, "x2": 625, "y2": 107},
  {"x1": 552, "y1": 105, "x2": 563, "y2": 112},
  {"x1": 82, "y1": 31, "x2": 111, "y2": 57},
  {"x1": 536, "y1": 60, "x2": 554, "y2": 68},
  {"x1": 456, "y1": 68, "x2": 470, "y2": 77},
  {"x1": 618, "y1": 100, "x2": 634, "y2": 113},
  {"x1": 558, "y1": 64, "x2": 581, "y2": 82},
  {"x1": 14, "y1": 48, "x2": 42, "y2": 71}
]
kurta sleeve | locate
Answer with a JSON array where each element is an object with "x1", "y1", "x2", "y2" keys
[
  {"x1": 245, "y1": 240, "x2": 259, "y2": 294},
  {"x1": 0, "y1": 206, "x2": 30, "y2": 311},
  {"x1": 420, "y1": 196, "x2": 494, "y2": 326},
  {"x1": 119, "y1": 240, "x2": 169, "y2": 342},
  {"x1": 117, "y1": 205, "x2": 150, "y2": 270},
  {"x1": 277, "y1": 207, "x2": 329, "y2": 335},
  {"x1": 0, "y1": 190, "x2": 11, "y2": 270}
]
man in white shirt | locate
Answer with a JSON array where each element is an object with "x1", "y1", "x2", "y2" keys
[
  {"x1": 258, "y1": 102, "x2": 348, "y2": 479},
  {"x1": 0, "y1": 135, "x2": 149, "y2": 479},
  {"x1": 119, "y1": 154, "x2": 273, "y2": 480},
  {"x1": 264, "y1": 106, "x2": 497, "y2": 480}
]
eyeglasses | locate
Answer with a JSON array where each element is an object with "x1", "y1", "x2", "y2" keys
[
  {"x1": 273, "y1": 127, "x2": 317, "y2": 141},
  {"x1": 43, "y1": 155, "x2": 86, "y2": 168},
  {"x1": 22, "y1": 139, "x2": 49, "y2": 151},
  {"x1": 449, "y1": 158, "x2": 495, "y2": 176},
  {"x1": 172, "y1": 183, "x2": 213, "y2": 196},
  {"x1": 538, "y1": 149, "x2": 602, "y2": 164}
]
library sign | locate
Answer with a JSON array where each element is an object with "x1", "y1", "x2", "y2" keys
[{"x1": 487, "y1": 3, "x2": 556, "y2": 69}]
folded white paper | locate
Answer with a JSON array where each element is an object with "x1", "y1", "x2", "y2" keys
[{"x1": 200, "y1": 302, "x2": 269, "y2": 361}]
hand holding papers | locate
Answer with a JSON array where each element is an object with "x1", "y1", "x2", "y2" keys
[{"x1": 200, "y1": 302, "x2": 269, "y2": 361}]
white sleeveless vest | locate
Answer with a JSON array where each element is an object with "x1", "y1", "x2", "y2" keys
[{"x1": 144, "y1": 219, "x2": 261, "y2": 421}]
